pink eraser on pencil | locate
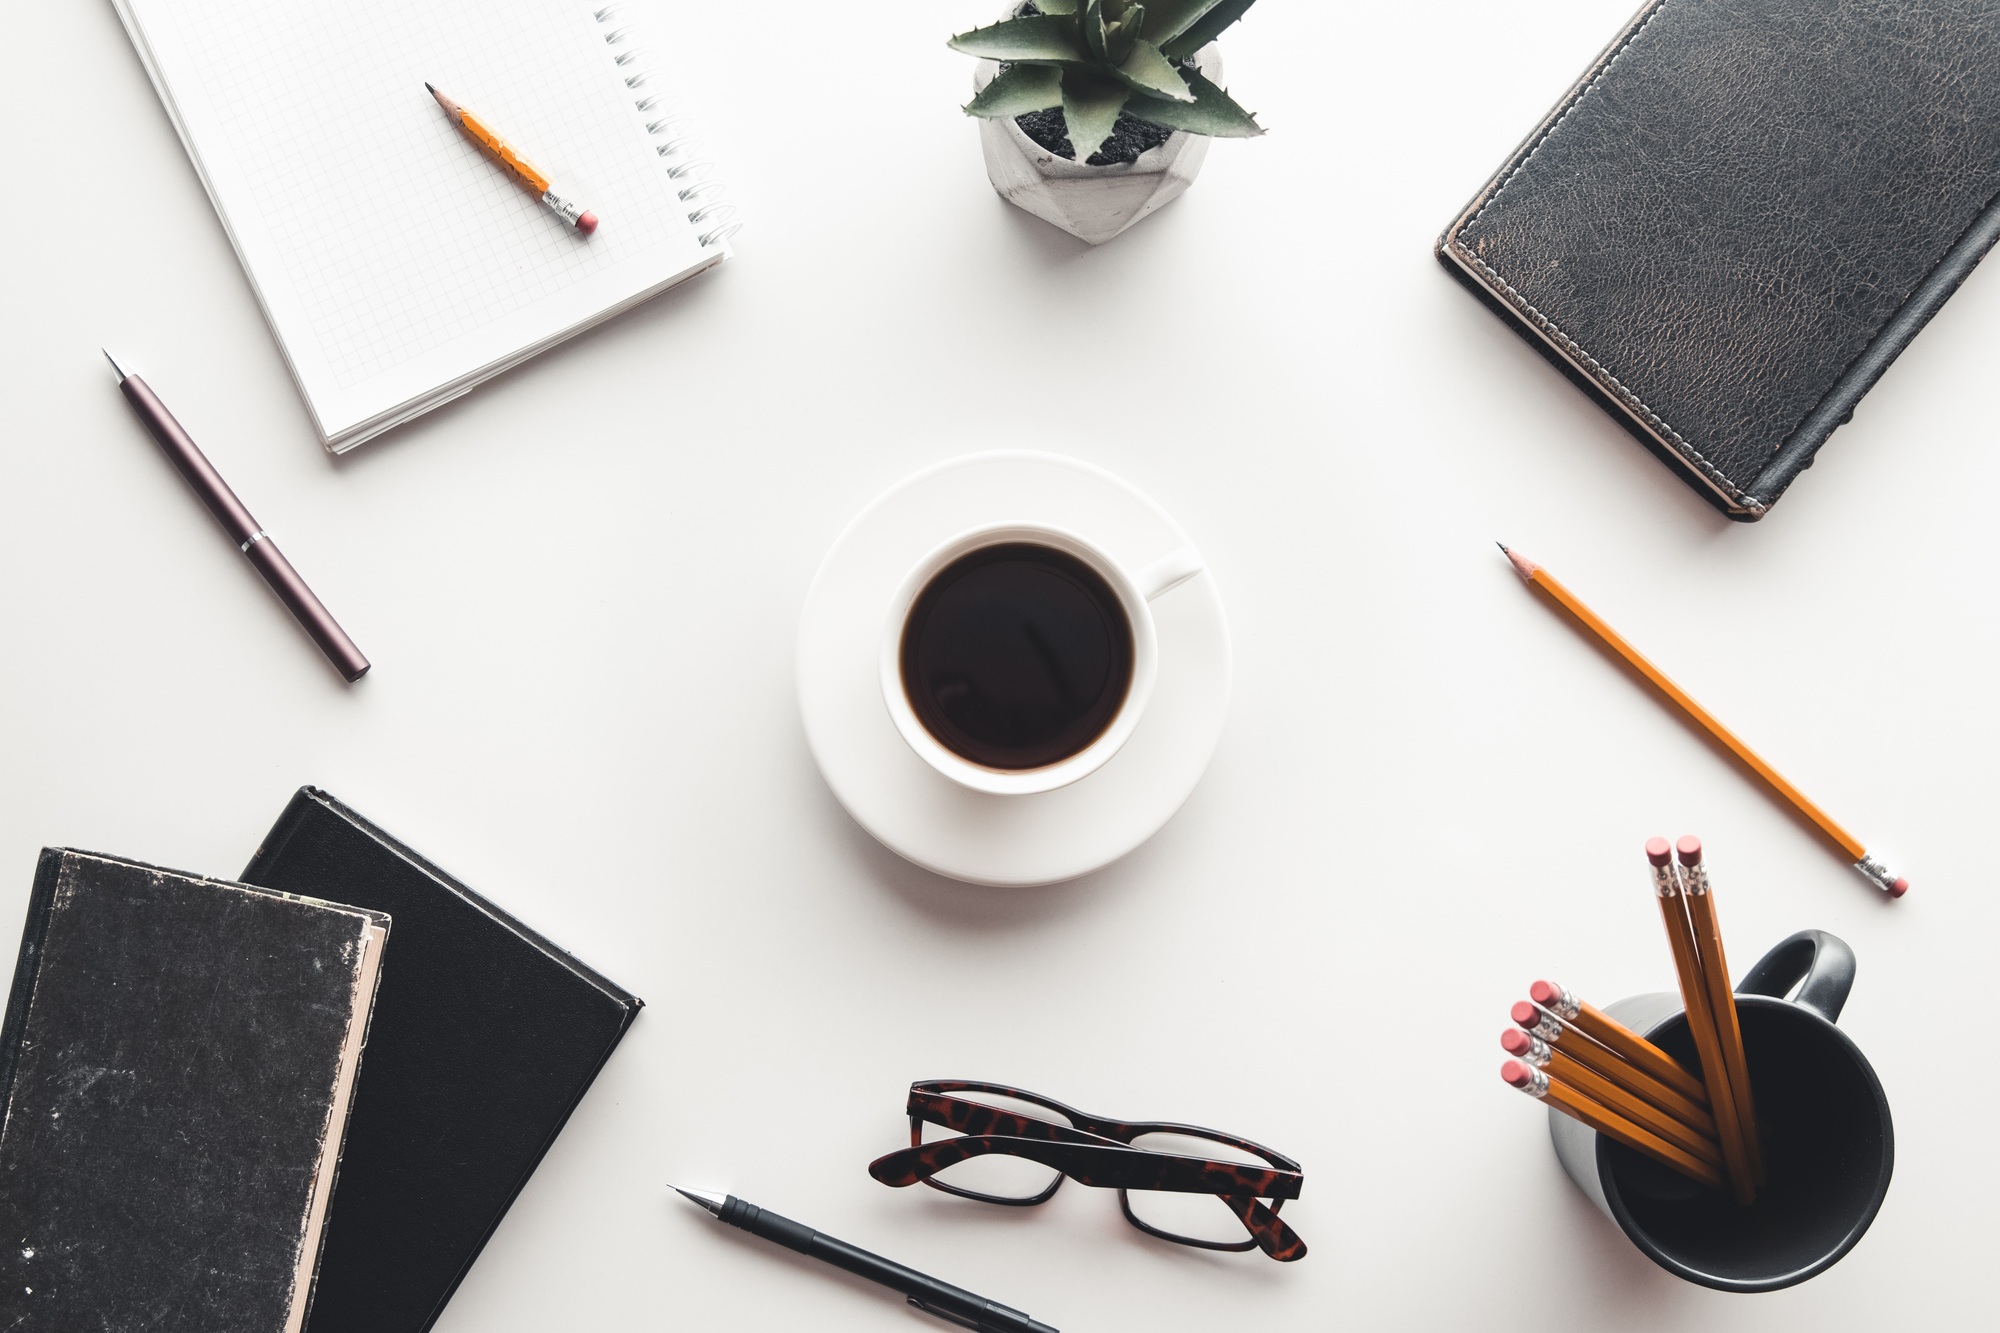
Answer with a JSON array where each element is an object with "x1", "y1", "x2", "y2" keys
[
  {"x1": 1510, "y1": 1001, "x2": 1541, "y2": 1028},
  {"x1": 1890, "y1": 877, "x2": 1910, "y2": 898},
  {"x1": 1646, "y1": 836, "x2": 1673, "y2": 866},
  {"x1": 576, "y1": 211, "x2": 599, "y2": 235},
  {"x1": 1500, "y1": 1060, "x2": 1533, "y2": 1087},
  {"x1": 1528, "y1": 980, "x2": 1562, "y2": 1007},
  {"x1": 1676, "y1": 835, "x2": 1704, "y2": 866},
  {"x1": 1500, "y1": 1029, "x2": 1531, "y2": 1056}
]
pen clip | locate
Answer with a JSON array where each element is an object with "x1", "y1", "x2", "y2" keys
[{"x1": 907, "y1": 1296, "x2": 987, "y2": 1332}]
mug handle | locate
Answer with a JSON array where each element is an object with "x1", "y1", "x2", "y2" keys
[
  {"x1": 1736, "y1": 929, "x2": 1856, "y2": 1024},
  {"x1": 1136, "y1": 547, "x2": 1204, "y2": 601}
]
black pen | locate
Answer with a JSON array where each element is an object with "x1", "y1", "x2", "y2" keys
[{"x1": 671, "y1": 1186, "x2": 1057, "y2": 1333}]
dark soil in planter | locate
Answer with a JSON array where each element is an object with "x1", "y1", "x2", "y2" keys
[{"x1": 1014, "y1": 108, "x2": 1174, "y2": 166}]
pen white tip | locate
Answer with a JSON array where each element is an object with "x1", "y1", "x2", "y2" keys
[
  {"x1": 103, "y1": 349, "x2": 127, "y2": 382},
  {"x1": 671, "y1": 1185, "x2": 728, "y2": 1215}
]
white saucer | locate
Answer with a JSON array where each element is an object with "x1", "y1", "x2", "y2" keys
[{"x1": 797, "y1": 452, "x2": 1231, "y2": 886}]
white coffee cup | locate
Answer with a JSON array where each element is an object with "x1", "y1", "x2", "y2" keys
[{"x1": 880, "y1": 522, "x2": 1204, "y2": 795}]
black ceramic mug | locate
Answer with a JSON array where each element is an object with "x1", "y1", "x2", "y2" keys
[{"x1": 1549, "y1": 930, "x2": 1893, "y2": 1292}]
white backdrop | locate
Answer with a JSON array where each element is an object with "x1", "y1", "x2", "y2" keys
[{"x1": 3, "y1": 1, "x2": 1994, "y2": 1328}]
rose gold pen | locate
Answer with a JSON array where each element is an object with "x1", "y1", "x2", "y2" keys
[{"x1": 105, "y1": 352, "x2": 371, "y2": 681}]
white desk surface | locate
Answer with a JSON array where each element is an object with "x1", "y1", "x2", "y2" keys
[{"x1": 4, "y1": 1, "x2": 1994, "y2": 1327}]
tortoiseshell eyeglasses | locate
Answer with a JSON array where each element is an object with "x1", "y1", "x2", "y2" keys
[{"x1": 866, "y1": 1080, "x2": 1306, "y2": 1262}]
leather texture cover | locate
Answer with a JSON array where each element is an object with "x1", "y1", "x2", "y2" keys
[
  {"x1": 0, "y1": 849, "x2": 388, "y2": 1332},
  {"x1": 1437, "y1": 0, "x2": 2000, "y2": 519},
  {"x1": 241, "y1": 789, "x2": 642, "y2": 1333}
]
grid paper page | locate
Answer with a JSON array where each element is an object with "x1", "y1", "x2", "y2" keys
[{"x1": 145, "y1": 0, "x2": 704, "y2": 389}]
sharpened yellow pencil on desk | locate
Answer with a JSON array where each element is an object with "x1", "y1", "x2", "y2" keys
[
  {"x1": 428, "y1": 82, "x2": 598, "y2": 235},
  {"x1": 1500, "y1": 544, "x2": 1907, "y2": 898}
]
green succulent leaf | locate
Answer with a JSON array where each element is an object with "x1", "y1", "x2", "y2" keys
[
  {"x1": 1113, "y1": 37, "x2": 1192, "y2": 101},
  {"x1": 1081, "y1": 0, "x2": 1109, "y2": 60},
  {"x1": 1060, "y1": 69, "x2": 1131, "y2": 162},
  {"x1": 1123, "y1": 69, "x2": 1261, "y2": 136},
  {"x1": 948, "y1": 15, "x2": 1087, "y2": 64},
  {"x1": 1160, "y1": 0, "x2": 1256, "y2": 58},
  {"x1": 964, "y1": 62, "x2": 1065, "y2": 118},
  {"x1": 1104, "y1": 4, "x2": 1143, "y2": 63},
  {"x1": 1136, "y1": 0, "x2": 1224, "y2": 44}
]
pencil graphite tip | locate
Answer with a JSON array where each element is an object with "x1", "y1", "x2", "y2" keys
[
  {"x1": 670, "y1": 1185, "x2": 727, "y2": 1216},
  {"x1": 425, "y1": 82, "x2": 460, "y2": 117}
]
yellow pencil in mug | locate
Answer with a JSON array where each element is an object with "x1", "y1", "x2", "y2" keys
[{"x1": 428, "y1": 83, "x2": 598, "y2": 234}]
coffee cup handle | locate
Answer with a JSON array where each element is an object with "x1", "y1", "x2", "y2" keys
[
  {"x1": 1136, "y1": 547, "x2": 1204, "y2": 601},
  {"x1": 1736, "y1": 929, "x2": 1857, "y2": 1024}
]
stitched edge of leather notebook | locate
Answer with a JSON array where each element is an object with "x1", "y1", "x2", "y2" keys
[
  {"x1": 1434, "y1": 0, "x2": 1762, "y2": 520},
  {"x1": 1439, "y1": 1, "x2": 2000, "y2": 521}
]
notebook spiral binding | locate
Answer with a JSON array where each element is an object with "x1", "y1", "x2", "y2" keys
[{"x1": 594, "y1": 3, "x2": 740, "y2": 248}]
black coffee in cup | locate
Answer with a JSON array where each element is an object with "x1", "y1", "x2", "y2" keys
[{"x1": 900, "y1": 543, "x2": 1134, "y2": 771}]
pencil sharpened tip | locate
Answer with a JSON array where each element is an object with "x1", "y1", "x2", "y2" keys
[
  {"x1": 1499, "y1": 544, "x2": 1539, "y2": 581},
  {"x1": 103, "y1": 349, "x2": 127, "y2": 382}
]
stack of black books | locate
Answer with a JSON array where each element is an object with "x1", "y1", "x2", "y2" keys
[{"x1": 0, "y1": 789, "x2": 642, "y2": 1332}]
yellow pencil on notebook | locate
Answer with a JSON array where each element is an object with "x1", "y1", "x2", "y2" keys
[{"x1": 427, "y1": 83, "x2": 598, "y2": 234}]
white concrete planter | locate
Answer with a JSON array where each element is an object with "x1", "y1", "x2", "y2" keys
[{"x1": 972, "y1": 46, "x2": 1224, "y2": 246}]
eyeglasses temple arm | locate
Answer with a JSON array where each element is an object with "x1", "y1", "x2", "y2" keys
[{"x1": 871, "y1": 1137, "x2": 1302, "y2": 1199}]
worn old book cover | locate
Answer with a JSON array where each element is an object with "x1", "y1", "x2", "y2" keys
[
  {"x1": 242, "y1": 788, "x2": 643, "y2": 1333},
  {"x1": 0, "y1": 849, "x2": 389, "y2": 1331},
  {"x1": 1437, "y1": 0, "x2": 2000, "y2": 519}
]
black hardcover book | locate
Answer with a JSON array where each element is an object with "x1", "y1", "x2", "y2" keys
[
  {"x1": 1437, "y1": 0, "x2": 2000, "y2": 519},
  {"x1": 0, "y1": 849, "x2": 389, "y2": 1332},
  {"x1": 241, "y1": 788, "x2": 643, "y2": 1333}
]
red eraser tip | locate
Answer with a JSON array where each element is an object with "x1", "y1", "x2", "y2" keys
[
  {"x1": 1510, "y1": 1000, "x2": 1540, "y2": 1028},
  {"x1": 1676, "y1": 835, "x2": 1703, "y2": 866},
  {"x1": 1890, "y1": 877, "x2": 1909, "y2": 898},
  {"x1": 576, "y1": 211, "x2": 599, "y2": 235},
  {"x1": 1500, "y1": 1029, "x2": 1531, "y2": 1055},
  {"x1": 1500, "y1": 1060, "x2": 1532, "y2": 1087},
  {"x1": 1645, "y1": 836, "x2": 1672, "y2": 866},
  {"x1": 1528, "y1": 980, "x2": 1560, "y2": 1007}
]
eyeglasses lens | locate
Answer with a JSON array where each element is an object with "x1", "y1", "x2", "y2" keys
[
  {"x1": 920, "y1": 1090, "x2": 1072, "y2": 1201},
  {"x1": 1122, "y1": 1131, "x2": 1277, "y2": 1244}
]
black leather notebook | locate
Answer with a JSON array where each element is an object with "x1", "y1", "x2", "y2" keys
[
  {"x1": 1437, "y1": 0, "x2": 2000, "y2": 519},
  {"x1": 0, "y1": 849, "x2": 389, "y2": 1331},
  {"x1": 242, "y1": 789, "x2": 642, "y2": 1333}
]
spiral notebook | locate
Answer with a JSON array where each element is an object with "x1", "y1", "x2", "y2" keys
[{"x1": 112, "y1": 0, "x2": 735, "y2": 451}]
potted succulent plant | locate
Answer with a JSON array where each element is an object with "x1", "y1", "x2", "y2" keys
[{"x1": 949, "y1": 0, "x2": 1263, "y2": 244}]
